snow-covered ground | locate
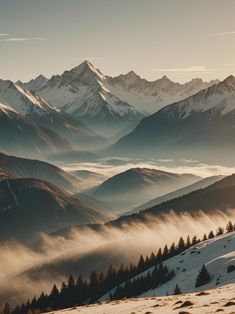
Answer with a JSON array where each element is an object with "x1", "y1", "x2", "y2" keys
[
  {"x1": 98, "y1": 231, "x2": 235, "y2": 302},
  {"x1": 50, "y1": 283, "x2": 235, "y2": 313},
  {"x1": 140, "y1": 231, "x2": 235, "y2": 297}
]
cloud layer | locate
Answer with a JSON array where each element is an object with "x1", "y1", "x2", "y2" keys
[
  {"x1": 151, "y1": 66, "x2": 216, "y2": 74},
  {"x1": 210, "y1": 31, "x2": 235, "y2": 36}
]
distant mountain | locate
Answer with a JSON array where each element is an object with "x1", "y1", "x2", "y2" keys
[
  {"x1": 21, "y1": 74, "x2": 49, "y2": 91},
  {"x1": 110, "y1": 76, "x2": 235, "y2": 162},
  {"x1": 72, "y1": 169, "x2": 107, "y2": 181},
  {"x1": 107, "y1": 71, "x2": 218, "y2": 114},
  {"x1": 130, "y1": 175, "x2": 224, "y2": 214},
  {"x1": 0, "y1": 79, "x2": 101, "y2": 149},
  {"x1": 72, "y1": 170, "x2": 107, "y2": 190},
  {"x1": 0, "y1": 178, "x2": 108, "y2": 243},
  {"x1": 90, "y1": 168, "x2": 200, "y2": 209},
  {"x1": 0, "y1": 103, "x2": 73, "y2": 158},
  {"x1": 74, "y1": 193, "x2": 117, "y2": 220},
  {"x1": 0, "y1": 152, "x2": 82, "y2": 192},
  {"x1": 24, "y1": 61, "x2": 144, "y2": 135},
  {"x1": 111, "y1": 173, "x2": 235, "y2": 227}
]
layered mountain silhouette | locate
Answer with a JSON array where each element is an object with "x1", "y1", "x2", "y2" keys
[
  {"x1": 107, "y1": 71, "x2": 218, "y2": 114},
  {"x1": 0, "y1": 152, "x2": 82, "y2": 192},
  {"x1": 110, "y1": 76, "x2": 235, "y2": 162},
  {"x1": 0, "y1": 79, "x2": 101, "y2": 149},
  {"x1": 90, "y1": 167, "x2": 200, "y2": 209},
  {"x1": 24, "y1": 61, "x2": 144, "y2": 135},
  {"x1": 0, "y1": 178, "x2": 108, "y2": 243},
  {"x1": 23, "y1": 61, "x2": 216, "y2": 135},
  {"x1": 131, "y1": 175, "x2": 224, "y2": 214},
  {"x1": 18, "y1": 173, "x2": 235, "y2": 287},
  {"x1": 0, "y1": 103, "x2": 73, "y2": 158},
  {"x1": 111, "y1": 173, "x2": 235, "y2": 227}
]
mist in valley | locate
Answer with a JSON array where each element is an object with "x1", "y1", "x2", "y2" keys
[{"x1": 1, "y1": 209, "x2": 235, "y2": 305}]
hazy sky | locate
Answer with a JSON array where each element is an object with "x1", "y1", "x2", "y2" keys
[{"x1": 1, "y1": 0, "x2": 235, "y2": 82}]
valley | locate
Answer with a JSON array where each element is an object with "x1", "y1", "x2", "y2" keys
[{"x1": 1, "y1": 18, "x2": 235, "y2": 312}]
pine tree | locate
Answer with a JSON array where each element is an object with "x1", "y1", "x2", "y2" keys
[
  {"x1": 163, "y1": 244, "x2": 168, "y2": 257},
  {"x1": 195, "y1": 264, "x2": 210, "y2": 287},
  {"x1": 3, "y1": 303, "x2": 11, "y2": 314},
  {"x1": 89, "y1": 270, "x2": 99, "y2": 298},
  {"x1": 137, "y1": 255, "x2": 145, "y2": 272},
  {"x1": 169, "y1": 242, "x2": 176, "y2": 256},
  {"x1": 156, "y1": 248, "x2": 162, "y2": 263},
  {"x1": 149, "y1": 252, "x2": 155, "y2": 266},
  {"x1": 49, "y1": 284, "x2": 60, "y2": 309},
  {"x1": 173, "y1": 284, "x2": 182, "y2": 295},
  {"x1": 226, "y1": 221, "x2": 234, "y2": 233},
  {"x1": 59, "y1": 282, "x2": 67, "y2": 308},
  {"x1": 192, "y1": 235, "x2": 197, "y2": 245},
  {"x1": 216, "y1": 227, "x2": 224, "y2": 236},
  {"x1": 202, "y1": 233, "x2": 207, "y2": 241},
  {"x1": 177, "y1": 236, "x2": 185, "y2": 252},
  {"x1": 67, "y1": 275, "x2": 76, "y2": 306},
  {"x1": 186, "y1": 235, "x2": 191, "y2": 247},
  {"x1": 208, "y1": 230, "x2": 214, "y2": 239}
]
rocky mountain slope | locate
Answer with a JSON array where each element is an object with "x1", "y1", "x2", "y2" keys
[
  {"x1": 0, "y1": 79, "x2": 101, "y2": 148},
  {"x1": 24, "y1": 61, "x2": 144, "y2": 135},
  {"x1": 24, "y1": 61, "x2": 216, "y2": 136},
  {"x1": 107, "y1": 71, "x2": 218, "y2": 114}
]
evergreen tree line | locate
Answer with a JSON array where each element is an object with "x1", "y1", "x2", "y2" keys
[
  {"x1": 9, "y1": 220, "x2": 235, "y2": 314},
  {"x1": 110, "y1": 263, "x2": 175, "y2": 300}
]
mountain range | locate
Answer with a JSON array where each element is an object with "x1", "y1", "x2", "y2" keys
[
  {"x1": 111, "y1": 173, "x2": 235, "y2": 227},
  {"x1": 23, "y1": 61, "x2": 144, "y2": 135},
  {"x1": 110, "y1": 76, "x2": 235, "y2": 162},
  {"x1": 90, "y1": 168, "x2": 201, "y2": 209},
  {"x1": 0, "y1": 103, "x2": 73, "y2": 158},
  {"x1": 0, "y1": 79, "x2": 101, "y2": 149},
  {"x1": 131, "y1": 175, "x2": 224, "y2": 213},
  {"x1": 0, "y1": 177, "x2": 108, "y2": 243},
  {"x1": 0, "y1": 152, "x2": 82, "y2": 192},
  {"x1": 23, "y1": 61, "x2": 217, "y2": 136},
  {"x1": 14, "y1": 173, "x2": 235, "y2": 297}
]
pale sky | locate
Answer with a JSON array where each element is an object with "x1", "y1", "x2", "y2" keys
[{"x1": 1, "y1": 0, "x2": 235, "y2": 82}]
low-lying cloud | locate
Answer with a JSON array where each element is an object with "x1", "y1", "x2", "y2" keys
[{"x1": 1, "y1": 209, "x2": 235, "y2": 305}]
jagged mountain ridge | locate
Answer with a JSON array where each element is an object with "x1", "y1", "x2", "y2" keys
[
  {"x1": 0, "y1": 79, "x2": 101, "y2": 148},
  {"x1": 110, "y1": 75, "x2": 235, "y2": 161},
  {"x1": 24, "y1": 61, "x2": 217, "y2": 135},
  {"x1": 107, "y1": 71, "x2": 218, "y2": 114},
  {"x1": 24, "y1": 61, "x2": 144, "y2": 135}
]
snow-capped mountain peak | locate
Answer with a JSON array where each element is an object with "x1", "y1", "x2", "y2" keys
[
  {"x1": 219, "y1": 75, "x2": 235, "y2": 90},
  {"x1": 24, "y1": 74, "x2": 49, "y2": 92},
  {"x1": 20, "y1": 61, "x2": 221, "y2": 134},
  {"x1": 0, "y1": 78, "x2": 59, "y2": 117},
  {"x1": 107, "y1": 70, "x2": 218, "y2": 114},
  {"x1": 22, "y1": 61, "x2": 144, "y2": 135}
]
